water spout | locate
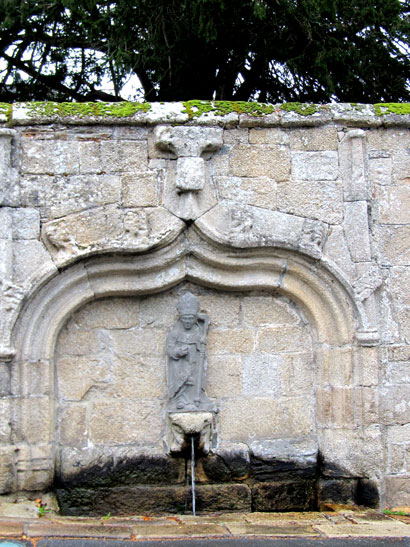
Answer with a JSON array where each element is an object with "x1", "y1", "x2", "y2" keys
[{"x1": 191, "y1": 435, "x2": 196, "y2": 516}]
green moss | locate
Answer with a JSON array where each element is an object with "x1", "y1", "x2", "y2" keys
[
  {"x1": 373, "y1": 103, "x2": 410, "y2": 116},
  {"x1": 182, "y1": 100, "x2": 276, "y2": 118},
  {"x1": 279, "y1": 102, "x2": 318, "y2": 116},
  {"x1": 25, "y1": 101, "x2": 151, "y2": 118},
  {"x1": 0, "y1": 102, "x2": 12, "y2": 123}
]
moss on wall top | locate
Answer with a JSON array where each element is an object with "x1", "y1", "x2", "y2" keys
[{"x1": 1, "y1": 101, "x2": 410, "y2": 127}]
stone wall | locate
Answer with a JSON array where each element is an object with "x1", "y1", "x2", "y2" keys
[{"x1": 0, "y1": 102, "x2": 410, "y2": 512}]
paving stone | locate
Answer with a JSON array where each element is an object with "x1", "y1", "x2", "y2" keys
[
  {"x1": 0, "y1": 518, "x2": 25, "y2": 536},
  {"x1": 226, "y1": 522, "x2": 319, "y2": 537},
  {"x1": 25, "y1": 521, "x2": 133, "y2": 539},
  {"x1": 313, "y1": 521, "x2": 410, "y2": 538}
]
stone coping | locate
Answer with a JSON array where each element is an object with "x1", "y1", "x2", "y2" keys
[{"x1": 1, "y1": 101, "x2": 410, "y2": 127}]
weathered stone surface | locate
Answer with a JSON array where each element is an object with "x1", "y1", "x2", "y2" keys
[
  {"x1": 257, "y1": 325, "x2": 312, "y2": 353},
  {"x1": 242, "y1": 354, "x2": 282, "y2": 396},
  {"x1": 230, "y1": 144, "x2": 290, "y2": 180},
  {"x1": 10, "y1": 360, "x2": 51, "y2": 397},
  {"x1": 380, "y1": 226, "x2": 410, "y2": 265},
  {"x1": 2, "y1": 113, "x2": 410, "y2": 510},
  {"x1": 59, "y1": 404, "x2": 87, "y2": 447},
  {"x1": 201, "y1": 454, "x2": 231, "y2": 482},
  {"x1": 9, "y1": 208, "x2": 40, "y2": 239},
  {"x1": 318, "y1": 478, "x2": 358, "y2": 505},
  {"x1": 167, "y1": 412, "x2": 214, "y2": 453},
  {"x1": 208, "y1": 329, "x2": 255, "y2": 354},
  {"x1": 224, "y1": 128, "x2": 249, "y2": 144},
  {"x1": 0, "y1": 363, "x2": 10, "y2": 396},
  {"x1": 151, "y1": 125, "x2": 223, "y2": 158},
  {"x1": 88, "y1": 400, "x2": 162, "y2": 446},
  {"x1": 378, "y1": 185, "x2": 410, "y2": 224},
  {"x1": 194, "y1": 484, "x2": 252, "y2": 513},
  {"x1": 367, "y1": 128, "x2": 410, "y2": 151},
  {"x1": 220, "y1": 396, "x2": 314, "y2": 441},
  {"x1": 277, "y1": 178, "x2": 344, "y2": 224},
  {"x1": 281, "y1": 353, "x2": 315, "y2": 396},
  {"x1": 13, "y1": 397, "x2": 52, "y2": 444},
  {"x1": 291, "y1": 151, "x2": 339, "y2": 180},
  {"x1": 42, "y1": 205, "x2": 184, "y2": 265},
  {"x1": 22, "y1": 138, "x2": 80, "y2": 175},
  {"x1": 249, "y1": 128, "x2": 288, "y2": 145},
  {"x1": 162, "y1": 161, "x2": 217, "y2": 221},
  {"x1": 196, "y1": 202, "x2": 306, "y2": 252},
  {"x1": 392, "y1": 150, "x2": 410, "y2": 183},
  {"x1": 380, "y1": 385, "x2": 410, "y2": 425},
  {"x1": 215, "y1": 176, "x2": 277, "y2": 209},
  {"x1": 319, "y1": 426, "x2": 383, "y2": 478},
  {"x1": 0, "y1": 399, "x2": 11, "y2": 443},
  {"x1": 57, "y1": 485, "x2": 188, "y2": 515},
  {"x1": 252, "y1": 480, "x2": 316, "y2": 511},
  {"x1": 20, "y1": 174, "x2": 121, "y2": 220},
  {"x1": 58, "y1": 451, "x2": 183, "y2": 487},
  {"x1": 344, "y1": 201, "x2": 371, "y2": 262},
  {"x1": 316, "y1": 346, "x2": 353, "y2": 387},
  {"x1": 57, "y1": 483, "x2": 251, "y2": 515},
  {"x1": 322, "y1": 225, "x2": 356, "y2": 280},
  {"x1": 385, "y1": 476, "x2": 410, "y2": 507},
  {"x1": 241, "y1": 295, "x2": 300, "y2": 326},
  {"x1": 0, "y1": 447, "x2": 14, "y2": 493},
  {"x1": 369, "y1": 156, "x2": 392, "y2": 186},
  {"x1": 289, "y1": 127, "x2": 338, "y2": 151},
  {"x1": 215, "y1": 443, "x2": 250, "y2": 479},
  {"x1": 250, "y1": 439, "x2": 318, "y2": 480},
  {"x1": 207, "y1": 355, "x2": 242, "y2": 397},
  {"x1": 122, "y1": 171, "x2": 159, "y2": 206},
  {"x1": 12, "y1": 240, "x2": 56, "y2": 286},
  {"x1": 73, "y1": 297, "x2": 139, "y2": 329}
]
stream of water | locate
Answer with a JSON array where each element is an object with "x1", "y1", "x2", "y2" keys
[{"x1": 191, "y1": 435, "x2": 196, "y2": 516}]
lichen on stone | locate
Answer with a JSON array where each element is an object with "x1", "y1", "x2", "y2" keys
[
  {"x1": 182, "y1": 100, "x2": 276, "y2": 118},
  {"x1": 25, "y1": 101, "x2": 151, "y2": 118},
  {"x1": 0, "y1": 102, "x2": 12, "y2": 123},
  {"x1": 279, "y1": 102, "x2": 319, "y2": 116},
  {"x1": 373, "y1": 103, "x2": 410, "y2": 116}
]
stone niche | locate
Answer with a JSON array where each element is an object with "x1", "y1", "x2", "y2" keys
[
  {"x1": 54, "y1": 285, "x2": 317, "y2": 514},
  {"x1": 3, "y1": 103, "x2": 410, "y2": 513}
]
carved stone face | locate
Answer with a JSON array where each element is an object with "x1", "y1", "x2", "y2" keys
[
  {"x1": 124, "y1": 211, "x2": 144, "y2": 235},
  {"x1": 180, "y1": 314, "x2": 196, "y2": 330}
]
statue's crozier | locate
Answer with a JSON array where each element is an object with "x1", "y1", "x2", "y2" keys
[{"x1": 166, "y1": 292, "x2": 215, "y2": 412}]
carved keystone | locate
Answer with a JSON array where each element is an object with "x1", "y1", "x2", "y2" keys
[{"x1": 152, "y1": 126, "x2": 223, "y2": 221}]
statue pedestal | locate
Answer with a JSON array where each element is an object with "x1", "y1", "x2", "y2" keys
[{"x1": 166, "y1": 411, "x2": 215, "y2": 454}]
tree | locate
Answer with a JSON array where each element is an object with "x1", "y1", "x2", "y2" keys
[{"x1": 0, "y1": 0, "x2": 409, "y2": 103}]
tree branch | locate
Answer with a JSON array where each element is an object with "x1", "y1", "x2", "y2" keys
[{"x1": 0, "y1": 50, "x2": 120, "y2": 101}]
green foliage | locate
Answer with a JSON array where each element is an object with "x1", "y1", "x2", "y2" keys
[
  {"x1": 0, "y1": 0, "x2": 409, "y2": 106},
  {"x1": 383, "y1": 509, "x2": 410, "y2": 516}
]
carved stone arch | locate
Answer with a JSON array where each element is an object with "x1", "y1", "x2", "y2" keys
[{"x1": 10, "y1": 230, "x2": 377, "y2": 492}]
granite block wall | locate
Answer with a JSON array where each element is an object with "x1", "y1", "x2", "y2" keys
[{"x1": 0, "y1": 103, "x2": 409, "y2": 511}]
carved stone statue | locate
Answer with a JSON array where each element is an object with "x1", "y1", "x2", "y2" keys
[{"x1": 167, "y1": 292, "x2": 214, "y2": 412}]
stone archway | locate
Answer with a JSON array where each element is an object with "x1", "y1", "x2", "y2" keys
[{"x1": 8, "y1": 228, "x2": 381, "y2": 510}]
